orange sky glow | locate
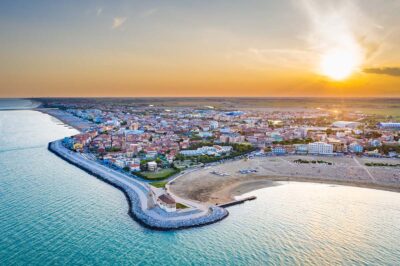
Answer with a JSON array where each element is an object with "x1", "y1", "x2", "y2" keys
[{"x1": 1, "y1": 0, "x2": 399, "y2": 97}]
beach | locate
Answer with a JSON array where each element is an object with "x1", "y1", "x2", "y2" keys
[
  {"x1": 169, "y1": 155, "x2": 400, "y2": 204},
  {"x1": 39, "y1": 108, "x2": 94, "y2": 132}
]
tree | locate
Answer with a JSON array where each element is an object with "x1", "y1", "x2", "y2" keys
[{"x1": 140, "y1": 160, "x2": 148, "y2": 171}]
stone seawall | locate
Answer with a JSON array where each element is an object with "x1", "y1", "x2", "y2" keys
[{"x1": 48, "y1": 140, "x2": 228, "y2": 230}]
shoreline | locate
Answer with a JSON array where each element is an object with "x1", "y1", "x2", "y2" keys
[
  {"x1": 175, "y1": 175, "x2": 400, "y2": 206},
  {"x1": 227, "y1": 176, "x2": 400, "y2": 200},
  {"x1": 170, "y1": 156, "x2": 400, "y2": 205},
  {"x1": 38, "y1": 108, "x2": 94, "y2": 132}
]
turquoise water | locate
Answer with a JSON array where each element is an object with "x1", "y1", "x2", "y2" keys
[{"x1": 1, "y1": 103, "x2": 400, "y2": 265}]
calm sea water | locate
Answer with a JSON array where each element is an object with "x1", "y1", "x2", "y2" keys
[{"x1": 1, "y1": 100, "x2": 400, "y2": 265}]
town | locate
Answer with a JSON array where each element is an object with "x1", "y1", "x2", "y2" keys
[
  {"x1": 39, "y1": 99, "x2": 399, "y2": 194},
  {"x1": 42, "y1": 101, "x2": 400, "y2": 173}
]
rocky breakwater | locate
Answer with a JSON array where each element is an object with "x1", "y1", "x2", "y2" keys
[{"x1": 48, "y1": 140, "x2": 228, "y2": 230}]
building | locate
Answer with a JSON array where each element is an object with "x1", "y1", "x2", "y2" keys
[
  {"x1": 219, "y1": 134, "x2": 229, "y2": 143},
  {"x1": 130, "y1": 122, "x2": 140, "y2": 130},
  {"x1": 62, "y1": 137, "x2": 75, "y2": 149},
  {"x1": 129, "y1": 163, "x2": 141, "y2": 172},
  {"x1": 198, "y1": 131, "x2": 213, "y2": 138},
  {"x1": 219, "y1": 133, "x2": 245, "y2": 143},
  {"x1": 348, "y1": 142, "x2": 363, "y2": 153},
  {"x1": 369, "y1": 139, "x2": 382, "y2": 147},
  {"x1": 157, "y1": 194, "x2": 176, "y2": 212},
  {"x1": 147, "y1": 161, "x2": 157, "y2": 171},
  {"x1": 294, "y1": 144, "x2": 308, "y2": 154},
  {"x1": 209, "y1": 121, "x2": 219, "y2": 130},
  {"x1": 180, "y1": 145, "x2": 232, "y2": 157},
  {"x1": 127, "y1": 143, "x2": 140, "y2": 154},
  {"x1": 272, "y1": 146, "x2": 286, "y2": 155},
  {"x1": 377, "y1": 122, "x2": 400, "y2": 129},
  {"x1": 219, "y1": 127, "x2": 232, "y2": 134},
  {"x1": 149, "y1": 187, "x2": 177, "y2": 212},
  {"x1": 73, "y1": 143, "x2": 84, "y2": 151},
  {"x1": 270, "y1": 132, "x2": 283, "y2": 142},
  {"x1": 327, "y1": 138, "x2": 347, "y2": 152},
  {"x1": 114, "y1": 159, "x2": 125, "y2": 168},
  {"x1": 308, "y1": 142, "x2": 333, "y2": 155},
  {"x1": 332, "y1": 121, "x2": 361, "y2": 129},
  {"x1": 365, "y1": 149, "x2": 380, "y2": 157}
]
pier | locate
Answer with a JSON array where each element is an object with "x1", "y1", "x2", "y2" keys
[{"x1": 218, "y1": 196, "x2": 257, "y2": 208}]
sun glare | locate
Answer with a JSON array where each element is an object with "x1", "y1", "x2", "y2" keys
[{"x1": 320, "y1": 49, "x2": 361, "y2": 81}]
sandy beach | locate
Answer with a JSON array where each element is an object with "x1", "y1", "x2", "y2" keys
[
  {"x1": 169, "y1": 155, "x2": 400, "y2": 205},
  {"x1": 38, "y1": 108, "x2": 94, "y2": 132}
]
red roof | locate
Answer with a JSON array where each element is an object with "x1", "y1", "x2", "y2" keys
[{"x1": 158, "y1": 194, "x2": 175, "y2": 204}]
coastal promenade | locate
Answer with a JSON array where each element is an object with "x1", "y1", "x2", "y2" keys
[{"x1": 48, "y1": 140, "x2": 228, "y2": 230}]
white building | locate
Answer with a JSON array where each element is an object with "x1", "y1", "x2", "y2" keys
[
  {"x1": 332, "y1": 121, "x2": 361, "y2": 129},
  {"x1": 210, "y1": 121, "x2": 219, "y2": 129},
  {"x1": 114, "y1": 159, "x2": 126, "y2": 168},
  {"x1": 157, "y1": 194, "x2": 176, "y2": 212},
  {"x1": 377, "y1": 122, "x2": 400, "y2": 129},
  {"x1": 147, "y1": 161, "x2": 157, "y2": 171},
  {"x1": 180, "y1": 145, "x2": 232, "y2": 157},
  {"x1": 149, "y1": 187, "x2": 177, "y2": 212},
  {"x1": 294, "y1": 144, "x2": 308, "y2": 154},
  {"x1": 308, "y1": 142, "x2": 333, "y2": 155}
]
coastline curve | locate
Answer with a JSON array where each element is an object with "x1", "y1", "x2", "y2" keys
[{"x1": 48, "y1": 140, "x2": 228, "y2": 230}]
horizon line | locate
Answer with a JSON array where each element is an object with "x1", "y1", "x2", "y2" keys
[{"x1": 1, "y1": 96, "x2": 398, "y2": 100}]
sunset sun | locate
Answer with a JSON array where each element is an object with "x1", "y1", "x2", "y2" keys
[{"x1": 320, "y1": 49, "x2": 361, "y2": 81}]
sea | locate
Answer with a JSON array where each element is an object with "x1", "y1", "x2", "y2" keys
[{"x1": 0, "y1": 99, "x2": 399, "y2": 265}]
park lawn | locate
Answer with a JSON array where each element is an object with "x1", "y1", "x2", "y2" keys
[
  {"x1": 140, "y1": 168, "x2": 179, "y2": 180},
  {"x1": 176, "y1": 203, "x2": 188, "y2": 209},
  {"x1": 150, "y1": 181, "x2": 168, "y2": 188}
]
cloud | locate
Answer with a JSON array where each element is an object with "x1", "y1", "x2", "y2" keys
[
  {"x1": 363, "y1": 67, "x2": 400, "y2": 77},
  {"x1": 247, "y1": 48, "x2": 315, "y2": 68},
  {"x1": 140, "y1": 8, "x2": 157, "y2": 18},
  {"x1": 96, "y1": 7, "x2": 103, "y2": 16},
  {"x1": 296, "y1": 0, "x2": 385, "y2": 72},
  {"x1": 298, "y1": 1, "x2": 364, "y2": 53},
  {"x1": 224, "y1": 47, "x2": 317, "y2": 72},
  {"x1": 112, "y1": 17, "x2": 127, "y2": 29}
]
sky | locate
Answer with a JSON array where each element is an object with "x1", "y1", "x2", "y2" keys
[{"x1": 1, "y1": 0, "x2": 400, "y2": 97}]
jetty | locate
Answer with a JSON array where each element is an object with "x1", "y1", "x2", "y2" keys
[
  {"x1": 218, "y1": 196, "x2": 257, "y2": 208},
  {"x1": 48, "y1": 140, "x2": 228, "y2": 230}
]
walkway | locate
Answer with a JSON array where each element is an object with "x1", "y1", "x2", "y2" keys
[
  {"x1": 353, "y1": 156, "x2": 376, "y2": 182},
  {"x1": 49, "y1": 140, "x2": 228, "y2": 229}
]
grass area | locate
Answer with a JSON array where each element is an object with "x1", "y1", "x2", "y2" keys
[
  {"x1": 294, "y1": 159, "x2": 333, "y2": 165},
  {"x1": 365, "y1": 162, "x2": 400, "y2": 167},
  {"x1": 175, "y1": 143, "x2": 256, "y2": 164},
  {"x1": 176, "y1": 203, "x2": 188, "y2": 209},
  {"x1": 149, "y1": 181, "x2": 168, "y2": 188},
  {"x1": 273, "y1": 138, "x2": 313, "y2": 145},
  {"x1": 135, "y1": 168, "x2": 180, "y2": 181}
]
